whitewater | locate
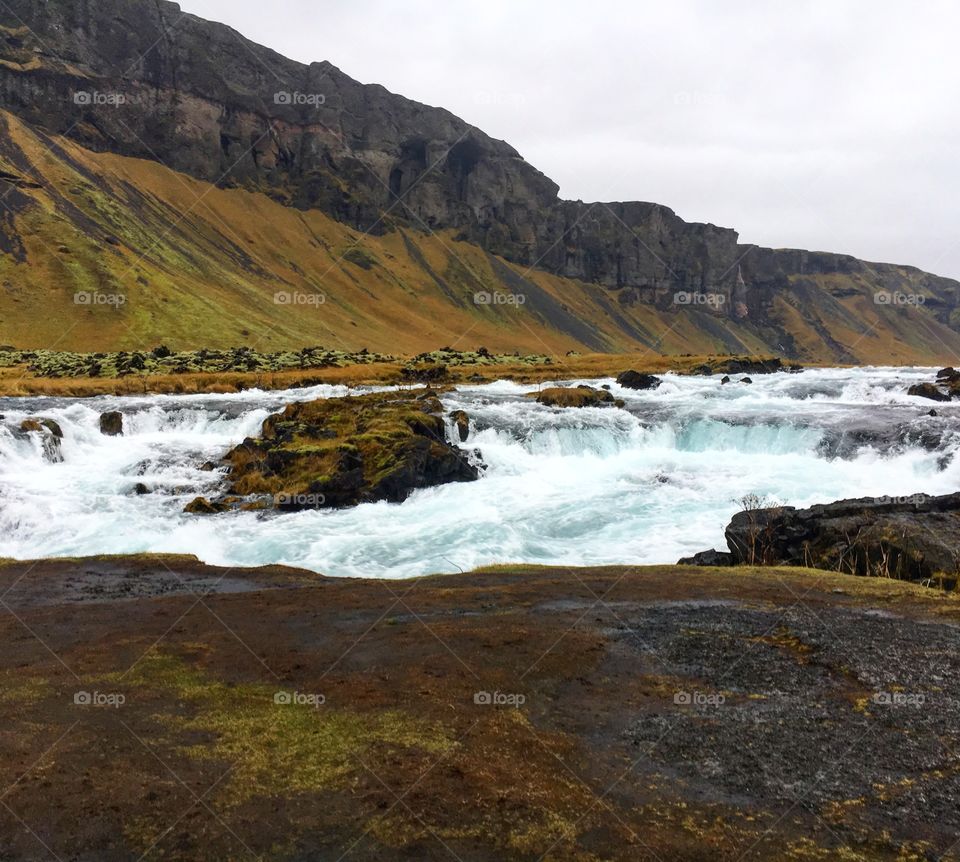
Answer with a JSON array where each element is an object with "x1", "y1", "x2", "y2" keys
[{"x1": 0, "y1": 367, "x2": 957, "y2": 578}]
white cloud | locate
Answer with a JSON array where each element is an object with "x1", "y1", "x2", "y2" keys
[{"x1": 178, "y1": 0, "x2": 960, "y2": 278}]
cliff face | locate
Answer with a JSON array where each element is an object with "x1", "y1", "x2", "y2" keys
[
  {"x1": 0, "y1": 0, "x2": 958, "y2": 359},
  {"x1": 0, "y1": 0, "x2": 742, "y2": 289}
]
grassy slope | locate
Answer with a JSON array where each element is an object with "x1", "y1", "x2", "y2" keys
[{"x1": 1, "y1": 109, "x2": 959, "y2": 363}]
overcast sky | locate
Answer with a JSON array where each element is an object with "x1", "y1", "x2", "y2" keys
[{"x1": 179, "y1": 0, "x2": 960, "y2": 279}]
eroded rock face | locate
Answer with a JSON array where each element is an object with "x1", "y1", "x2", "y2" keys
[
  {"x1": 186, "y1": 390, "x2": 479, "y2": 513},
  {"x1": 724, "y1": 493, "x2": 960, "y2": 587},
  {"x1": 2, "y1": 0, "x2": 959, "y2": 352}
]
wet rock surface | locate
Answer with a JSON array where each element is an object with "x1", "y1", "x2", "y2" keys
[
  {"x1": 0, "y1": 559, "x2": 957, "y2": 860},
  {"x1": 624, "y1": 601, "x2": 960, "y2": 844}
]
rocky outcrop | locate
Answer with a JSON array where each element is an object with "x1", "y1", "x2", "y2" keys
[
  {"x1": 2, "y1": 0, "x2": 958, "y2": 355},
  {"x1": 721, "y1": 493, "x2": 960, "y2": 588},
  {"x1": 534, "y1": 386, "x2": 620, "y2": 409},
  {"x1": 907, "y1": 369, "x2": 960, "y2": 402},
  {"x1": 185, "y1": 390, "x2": 479, "y2": 513},
  {"x1": 908, "y1": 383, "x2": 951, "y2": 402},
  {"x1": 616, "y1": 371, "x2": 662, "y2": 390}
]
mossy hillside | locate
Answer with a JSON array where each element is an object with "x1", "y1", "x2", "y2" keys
[
  {"x1": 221, "y1": 389, "x2": 478, "y2": 509},
  {"x1": 4, "y1": 110, "x2": 958, "y2": 364}
]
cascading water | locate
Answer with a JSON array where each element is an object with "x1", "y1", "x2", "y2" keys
[{"x1": 0, "y1": 368, "x2": 956, "y2": 578}]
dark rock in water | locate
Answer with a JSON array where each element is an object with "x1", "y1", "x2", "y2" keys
[
  {"x1": 222, "y1": 390, "x2": 479, "y2": 511},
  {"x1": 720, "y1": 376, "x2": 731, "y2": 384},
  {"x1": 535, "y1": 386, "x2": 616, "y2": 408},
  {"x1": 936, "y1": 366, "x2": 960, "y2": 383},
  {"x1": 133, "y1": 483, "x2": 150, "y2": 495},
  {"x1": 677, "y1": 549, "x2": 734, "y2": 567},
  {"x1": 99, "y1": 411, "x2": 124, "y2": 436},
  {"x1": 601, "y1": 384, "x2": 611, "y2": 391},
  {"x1": 740, "y1": 377, "x2": 753, "y2": 384},
  {"x1": 450, "y1": 410, "x2": 471, "y2": 443},
  {"x1": 39, "y1": 419, "x2": 63, "y2": 438},
  {"x1": 616, "y1": 370, "x2": 662, "y2": 391},
  {"x1": 716, "y1": 357, "x2": 782, "y2": 375},
  {"x1": 929, "y1": 409, "x2": 939, "y2": 417},
  {"x1": 724, "y1": 493, "x2": 960, "y2": 588},
  {"x1": 199, "y1": 461, "x2": 218, "y2": 472},
  {"x1": 19, "y1": 418, "x2": 64, "y2": 463},
  {"x1": 907, "y1": 382, "x2": 950, "y2": 402},
  {"x1": 184, "y1": 496, "x2": 227, "y2": 515}
]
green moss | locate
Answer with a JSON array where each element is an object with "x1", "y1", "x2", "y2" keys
[{"x1": 114, "y1": 653, "x2": 454, "y2": 806}]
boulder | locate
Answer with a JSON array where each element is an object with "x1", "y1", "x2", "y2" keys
[
  {"x1": 100, "y1": 411, "x2": 124, "y2": 435},
  {"x1": 535, "y1": 386, "x2": 616, "y2": 409},
  {"x1": 723, "y1": 493, "x2": 960, "y2": 587},
  {"x1": 740, "y1": 377, "x2": 753, "y2": 384},
  {"x1": 936, "y1": 366, "x2": 960, "y2": 383},
  {"x1": 907, "y1": 383, "x2": 950, "y2": 402},
  {"x1": 616, "y1": 370, "x2": 662, "y2": 391},
  {"x1": 184, "y1": 496, "x2": 227, "y2": 515},
  {"x1": 450, "y1": 410, "x2": 471, "y2": 443},
  {"x1": 721, "y1": 376, "x2": 731, "y2": 384}
]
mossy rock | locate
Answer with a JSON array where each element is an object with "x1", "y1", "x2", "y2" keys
[
  {"x1": 222, "y1": 390, "x2": 479, "y2": 510},
  {"x1": 533, "y1": 386, "x2": 616, "y2": 409}
]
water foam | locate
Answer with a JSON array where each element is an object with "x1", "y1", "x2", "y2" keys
[{"x1": 0, "y1": 367, "x2": 955, "y2": 577}]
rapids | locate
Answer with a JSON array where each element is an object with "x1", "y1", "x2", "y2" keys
[{"x1": 0, "y1": 367, "x2": 956, "y2": 578}]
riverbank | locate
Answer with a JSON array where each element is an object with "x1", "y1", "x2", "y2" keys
[
  {"x1": 0, "y1": 349, "x2": 796, "y2": 397},
  {"x1": 0, "y1": 555, "x2": 957, "y2": 861}
]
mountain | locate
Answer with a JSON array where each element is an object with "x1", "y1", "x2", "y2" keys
[{"x1": 0, "y1": 0, "x2": 958, "y2": 362}]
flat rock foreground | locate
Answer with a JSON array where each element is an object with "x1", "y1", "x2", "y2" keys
[{"x1": 1, "y1": 558, "x2": 958, "y2": 861}]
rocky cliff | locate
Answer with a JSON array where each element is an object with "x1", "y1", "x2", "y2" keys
[{"x1": 0, "y1": 0, "x2": 958, "y2": 359}]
